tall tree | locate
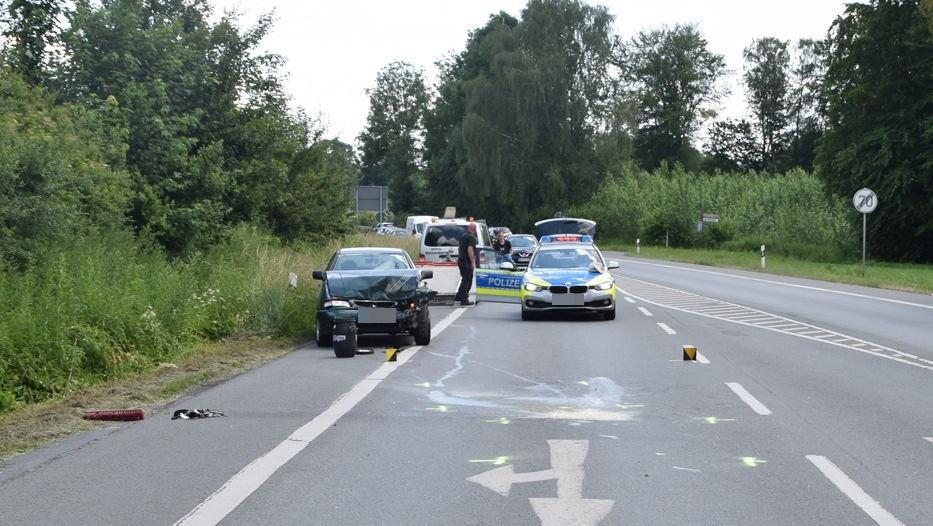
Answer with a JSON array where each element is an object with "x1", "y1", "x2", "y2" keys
[
  {"x1": 55, "y1": 0, "x2": 323, "y2": 253},
  {"x1": 743, "y1": 37, "x2": 791, "y2": 171},
  {"x1": 1, "y1": 0, "x2": 62, "y2": 85},
  {"x1": 424, "y1": 0, "x2": 618, "y2": 228},
  {"x1": 817, "y1": 0, "x2": 933, "y2": 261},
  {"x1": 358, "y1": 61, "x2": 429, "y2": 217},
  {"x1": 621, "y1": 23, "x2": 728, "y2": 171}
]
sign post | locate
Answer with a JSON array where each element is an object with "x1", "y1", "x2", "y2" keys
[{"x1": 852, "y1": 188, "x2": 878, "y2": 275}]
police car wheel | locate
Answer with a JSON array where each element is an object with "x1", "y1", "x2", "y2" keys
[{"x1": 603, "y1": 306, "x2": 616, "y2": 321}]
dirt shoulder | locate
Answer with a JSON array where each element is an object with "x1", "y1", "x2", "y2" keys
[{"x1": 0, "y1": 336, "x2": 301, "y2": 463}]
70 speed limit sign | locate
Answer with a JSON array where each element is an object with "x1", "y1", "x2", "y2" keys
[{"x1": 853, "y1": 188, "x2": 878, "y2": 213}]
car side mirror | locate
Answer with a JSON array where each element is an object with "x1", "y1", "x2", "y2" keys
[
  {"x1": 312, "y1": 270, "x2": 325, "y2": 280},
  {"x1": 500, "y1": 261, "x2": 516, "y2": 271},
  {"x1": 607, "y1": 260, "x2": 620, "y2": 270},
  {"x1": 419, "y1": 269, "x2": 434, "y2": 280}
]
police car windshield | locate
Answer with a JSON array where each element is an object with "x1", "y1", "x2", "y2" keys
[{"x1": 531, "y1": 248, "x2": 601, "y2": 269}]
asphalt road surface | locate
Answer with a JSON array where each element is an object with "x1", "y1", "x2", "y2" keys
[{"x1": 2, "y1": 256, "x2": 932, "y2": 526}]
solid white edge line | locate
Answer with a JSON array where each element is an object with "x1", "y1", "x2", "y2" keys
[
  {"x1": 724, "y1": 382, "x2": 772, "y2": 415},
  {"x1": 806, "y1": 455, "x2": 904, "y2": 526},
  {"x1": 174, "y1": 307, "x2": 469, "y2": 526}
]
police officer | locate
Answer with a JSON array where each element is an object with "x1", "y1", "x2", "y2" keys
[{"x1": 455, "y1": 223, "x2": 478, "y2": 306}]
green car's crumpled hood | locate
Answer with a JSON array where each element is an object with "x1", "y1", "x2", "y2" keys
[{"x1": 325, "y1": 270, "x2": 437, "y2": 301}]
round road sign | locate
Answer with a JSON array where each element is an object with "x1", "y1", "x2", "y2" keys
[{"x1": 853, "y1": 188, "x2": 878, "y2": 213}]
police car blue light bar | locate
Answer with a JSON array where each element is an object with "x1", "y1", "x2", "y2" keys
[{"x1": 540, "y1": 234, "x2": 592, "y2": 243}]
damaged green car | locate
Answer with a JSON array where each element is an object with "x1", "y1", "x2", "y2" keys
[{"x1": 312, "y1": 247, "x2": 436, "y2": 347}]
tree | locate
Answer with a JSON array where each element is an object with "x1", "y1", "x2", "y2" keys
[
  {"x1": 742, "y1": 37, "x2": 791, "y2": 171},
  {"x1": 1, "y1": 0, "x2": 62, "y2": 85},
  {"x1": 56, "y1": 0, "x2": 320, "y2": 253},
  {"x1": 621, "y1": 23, "x2": 729, "y2": 171},
  {"x1": 0, "y1": 70, "x2": 132, "y2": 268},
  {"x1": 702, "y1": 119, "x2": 760, "y2": 172},
  {"x1": 423, "y1": 0, "x2": 619, "y2": 228},
  {"x1": 358, "y1": 61, "x2": 429, "y2": 217},
  {"x1": 816, "y1": 0, "x2": 933, "y2": 261}
]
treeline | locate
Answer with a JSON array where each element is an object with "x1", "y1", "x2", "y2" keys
[
  {"x1": 0, "y1": 0, "x2": 358, "y2": 269},
  {"x1": 359, "y1": 0, "x2": 933, "y2": 262}
]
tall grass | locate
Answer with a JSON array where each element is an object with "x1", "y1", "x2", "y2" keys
[
  {"x1": 0, "y1": 225, "x2": 423, "y2": 411},
  {"x1": 571, "y1": 165, "x2": 857, "y2": 261}
]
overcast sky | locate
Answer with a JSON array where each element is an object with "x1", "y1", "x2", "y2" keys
[{"x1": 211, "y1": 0, "x2": 848, "y2": 144}]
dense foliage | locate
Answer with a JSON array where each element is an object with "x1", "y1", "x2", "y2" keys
[
  {"x1": 570, "y1": 166, "x2": 855, "y2": 260},
  {"x1": 817, "y1": 0, "x2": 933, "y2": 261}
]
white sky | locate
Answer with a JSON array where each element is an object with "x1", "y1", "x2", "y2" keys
[{"x1": 211, "y1": 0, "x2": 848, "y2": 144}]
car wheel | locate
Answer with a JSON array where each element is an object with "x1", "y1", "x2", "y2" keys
[
  {"x1": 603, "y1": 306, "x2": 616, "y2": 321},
  {"x1": 316, "y1": 320, "x2": 332, "y2": 347},
  {"x1": 414, "y1": 307, "x2": 431, "y2": 345}
]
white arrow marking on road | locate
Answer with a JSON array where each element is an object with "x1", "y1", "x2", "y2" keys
[{"x1": 468, "y1": 440, "x2": 614, "y2": 525}]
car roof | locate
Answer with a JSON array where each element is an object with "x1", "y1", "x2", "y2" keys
[{"x1": 336, "y1": 247, "x2": 408, "y2": 255}]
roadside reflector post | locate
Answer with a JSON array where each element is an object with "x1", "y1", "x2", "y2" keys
[
  {"x1": 386, "y1": 347, "x2": 397, "y2": 362},
  {"x1": 760, "y1": 245, "x2": 766, "y2": 269},
  {"x1": 683, "y1": 345, "x2": 697, "y2": 361},
  {"x1": 636, "y1": 238, "x2": 640, "y2": 254}
]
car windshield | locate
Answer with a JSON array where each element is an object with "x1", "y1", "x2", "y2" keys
[
  {"x1": 424, "y1": 224, "x2": 467, "y2": 247},
  {"x1": 531, "y1": 247, "x2": 603, "y2": 270},
  {"x1": 326, "y1": 272, "x2": 426, "y2": 301},
  {"x1": 509, "y1": 235, "x2": 537, "y2": 248},
  {"x1": 331, "y1": 253, "x2": 412, "y2": 271}
]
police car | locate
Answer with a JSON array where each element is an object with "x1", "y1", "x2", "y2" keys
[{"x1": 472, "y1": 235, "x2": 619, "y2": 320}]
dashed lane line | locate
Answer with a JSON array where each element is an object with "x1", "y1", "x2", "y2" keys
[{"x1": 620, "y1": 277, "x2": 933, "y2": 372}]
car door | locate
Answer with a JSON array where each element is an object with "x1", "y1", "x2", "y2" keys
[{"x1": 474, "y1": 247, "x2": 523, "y2": 303}]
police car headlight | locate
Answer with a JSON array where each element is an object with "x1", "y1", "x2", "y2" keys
[
  {"x1": 593, "y1": 281, "x2": 614, "y2": 291},
  {"x1": 523, "y1": 283, "x2": 545, "y2": 292},
  {"x1": 324, "y1": 299, "x2": 352, "y2": 309}
]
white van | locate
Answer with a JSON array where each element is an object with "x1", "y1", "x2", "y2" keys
[
  {"x1": 405, "y1": 215, "x2": 439, "y2": 237},
  {"x1": 419, "y1": 219, "x2": 491, "y2": 262}
]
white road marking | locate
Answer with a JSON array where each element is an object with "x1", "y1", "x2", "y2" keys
[
  {"x1": 657, "y1": 323, "x2": 676, "y2": 335},
  {"x1": 695, "y1": 352, "x2": 710, "y2": 364},
  {"x1": 638, "y1": 307, "x2": 653, "y2": 317},
  {"x1": 925, "y1": 437, "x2": 933, "y2": 445},
  {"x1": 174, "y1": 308, "x2": 469, "y2": 526},
  {"x1": 469, "y1": 440, "x2": 614, "y2": 525},
  {"x1": 725, "y1": 382, "x2": 772, "y2": 415},
  {"x1": 621, "y1": 259, "x2": 933, "y2": 310},
  {"x1": 806, "y1": 455, "x2": 905, "y2": 526}
]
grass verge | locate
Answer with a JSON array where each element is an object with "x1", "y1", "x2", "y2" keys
[{"x1": 0, "y1": 336, "x2": 299, "y2": 463}]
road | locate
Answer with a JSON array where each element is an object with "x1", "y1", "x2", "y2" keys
[{"x1": 1, "y1": 255, "x2": 932, "y2": 525}]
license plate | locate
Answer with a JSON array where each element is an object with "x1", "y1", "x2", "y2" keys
[
  {"x1": 358, "y1": 307, "x2": 395, "y2": 324},
  {"x1": 552, "y1": 293, "x2": 584, "y2": 306}
]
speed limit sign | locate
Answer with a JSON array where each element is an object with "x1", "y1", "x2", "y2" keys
[{"x1": 853, "y1": 188, "x2": 878, "y2": 213}]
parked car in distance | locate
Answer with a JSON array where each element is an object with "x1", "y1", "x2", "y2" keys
[
  {"x1": 507, "y1": 234, "x2": 539, "y2": 269},
  {"x1": 381, "y1": 226, "x2": 410, "y2": 236},
  {"x1": 405, "y1": 215, "x2": 439, "y2": 237},
  {"x1": 373, "y1": 222, "x2": 395, "y2": 234},
  {"x1": 312, "y1": 247, "x2": 436, "y2": 352}
]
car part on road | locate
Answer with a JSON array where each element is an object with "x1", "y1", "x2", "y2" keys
[
  {"x1": 333, "y1": 320, "x2": 358, "y2": 358},
  {"x1": 82, "y1": 409, "x2": 145, "y2": 421}
]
